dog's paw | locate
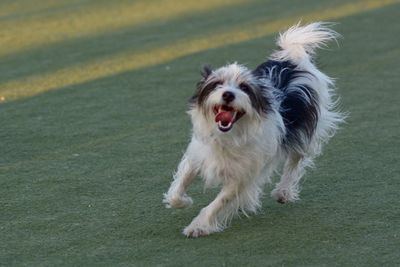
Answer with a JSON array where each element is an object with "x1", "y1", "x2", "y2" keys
[
  {"x1": 271, "y1": 187, "x2": 299, "y2": 204},
  {"x1": 183, "y1": 225, "x2": 211, "y2": 238},
  {"x1": 163, "y1": 193, "x2": 193, "y2": 209},
  {"x1": 183, "y1": 222, "x2": 218, "y2": 238},
  {"x1": 183, "y1": 214, "x2": 222, "y2": 238}
]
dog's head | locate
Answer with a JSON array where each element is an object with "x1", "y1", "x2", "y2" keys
[{"x1": 189, "y1": 63, "x2": 270, "y2": 135}]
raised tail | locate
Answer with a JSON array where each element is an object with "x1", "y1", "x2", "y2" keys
[
  {"x1": 271, "y1": 22, "x2": 340, "y2": 64},
  {"x1": 252, "y1": 22, "x2": 344, "y2": 155}
]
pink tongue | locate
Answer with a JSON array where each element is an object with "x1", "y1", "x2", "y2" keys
[{"x1": 215, "y1": 111, "x2": 234, "y2": 126}]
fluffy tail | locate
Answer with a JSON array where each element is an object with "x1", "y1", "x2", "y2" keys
[{"x1": 271, "y1": 22, "x2": 339, "y2": 64}]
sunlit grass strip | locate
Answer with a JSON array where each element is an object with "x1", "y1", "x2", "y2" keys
[
  {"x1": 1, "y1": 0, "x2": 398, "y2": 101},
  {"x1": 0, "y1": 0, "x2": 247, "y2": 57}
]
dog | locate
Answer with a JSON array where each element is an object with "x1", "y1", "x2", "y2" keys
[{"x1": 163, "y1": 22, "x2": 344, "y2": 237}]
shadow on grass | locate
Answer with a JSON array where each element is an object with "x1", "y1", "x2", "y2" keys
[{"x1": 0, "y1": 0, "x2": 107, "y2": 22}]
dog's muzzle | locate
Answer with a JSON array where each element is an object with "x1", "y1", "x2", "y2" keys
[{"x1": 213, "y1": 103, "x2": 245, "y2": 132}]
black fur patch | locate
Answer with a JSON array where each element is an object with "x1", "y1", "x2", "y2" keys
[
  {"x1": 254, "y1": 60, "x2": 319, "y2": 150},
  {"x1": 239, "y1": 82, "x2": 271, "y2": 114},
  {"x1": 190, "y1": 79, "x2": 221, "y2": 106},
  {"x1": 200, "y1": 65, "x2": 213, "y2": 79},
  {"x1": 190, "y1": 66, "x2": 216, "y2": 106}
]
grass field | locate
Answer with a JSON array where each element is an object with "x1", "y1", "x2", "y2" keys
[{"x1": 1, "y1": 0, "x2": 400, "y2": 266}]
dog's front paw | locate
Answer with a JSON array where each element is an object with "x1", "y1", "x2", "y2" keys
[
  {"x1": 183, "y1": 214, "x2": 221, "y2": 238},
  {"x1": 163, "y1": 193, "x2": 193, "y2": 209},
  {"x1": 271, "y1": 187, "x2": 299, "y2": 204},
  {"x1": 183, "y1": 225, "x2": 211, "y2": 238}
]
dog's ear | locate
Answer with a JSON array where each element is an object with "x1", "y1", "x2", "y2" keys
[
  {"x1": 190, "y1": 65, "x2": 213, "y2": 105},
  {"x1": 200, "y1": 65, "x2": 213, "y2": 79}
]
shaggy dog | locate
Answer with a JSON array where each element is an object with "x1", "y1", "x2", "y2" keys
[{"x1": 163, "y1": 22, "x2": 344, "y2": 237}]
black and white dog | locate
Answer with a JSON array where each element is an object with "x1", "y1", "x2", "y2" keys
[{"x1": 163, "y1": 22, "x2": 344, "y2": 237}]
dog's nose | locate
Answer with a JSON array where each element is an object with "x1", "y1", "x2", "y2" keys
[{"x1": 222, "y1": 91, "x2": 235, "y2": 103}]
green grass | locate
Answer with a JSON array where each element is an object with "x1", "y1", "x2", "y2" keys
[{"x1": 1, "y1": 0, "x2": 400, "y2": 266}]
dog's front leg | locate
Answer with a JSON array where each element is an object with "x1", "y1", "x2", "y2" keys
[
  {"x1": 183, "y1": 182, "x2": 239, "y2": 238},
  {"x1": 163, "y1": 154, "x2": 197, "y2": 209}
]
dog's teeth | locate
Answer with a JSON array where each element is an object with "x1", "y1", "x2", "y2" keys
[{"x1": 218, "y1": 121, "x2": 232, "y2": 130}]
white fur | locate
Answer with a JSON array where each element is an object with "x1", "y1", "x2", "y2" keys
[
  {"x1": 272, "y1": 22, "x2": 340, "y2": 64},
  {"x1": 163, "y1": 22, "x2": 344, "y2": 237}
]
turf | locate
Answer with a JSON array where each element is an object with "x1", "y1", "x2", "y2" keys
[{"x1": 1, "y1": 0, "x2": 399, "y2": 266}]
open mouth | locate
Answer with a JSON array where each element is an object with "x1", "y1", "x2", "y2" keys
[{"x1": 213, "y1": 105, "x2": 245, "y2": 132}]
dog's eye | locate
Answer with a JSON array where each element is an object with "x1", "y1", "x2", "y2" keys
[
  {"x1": 239, "y1": 83, "x2": 251, "y2": 92},
  {"x1": 210, "y1": 81, "x2": 223, "y2": 89}
]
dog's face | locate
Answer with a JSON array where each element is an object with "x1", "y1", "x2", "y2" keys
[{"x1": 190, "y1": 63, "x2": 270, "y2": 134}]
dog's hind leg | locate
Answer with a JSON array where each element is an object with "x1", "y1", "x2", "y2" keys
[
  {"x1": 271, "y1": 153, "x2": 306, "y2": 203},
  {"x1": 163, "y1": 154, "x2": 197, "y2": 209}
]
